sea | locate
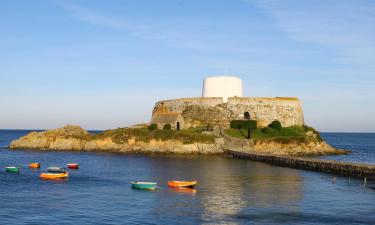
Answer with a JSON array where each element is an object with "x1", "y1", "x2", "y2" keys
[{"x1": 0, "y1": 130, "x2": 374, "y2": 225}]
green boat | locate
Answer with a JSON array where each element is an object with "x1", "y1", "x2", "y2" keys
[
  {"x1": 5, "y1": 166, "x2": 20, "y2": 173},
  {"x1": 131, "y1": 182, "x2": 157, "y2": 190}
]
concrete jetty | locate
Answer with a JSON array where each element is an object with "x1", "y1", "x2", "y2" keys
[{"x1": 226, "y1": 149, "x2": 375, "y2": 178}]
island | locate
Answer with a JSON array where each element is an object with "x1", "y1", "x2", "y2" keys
[{"x1": 10, "y1": 75, "x2": 346, "y2": 156}]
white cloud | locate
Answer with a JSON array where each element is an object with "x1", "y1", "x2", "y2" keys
[{"x1": 246, "y1": 0, "x2": 375, "y2": 66}]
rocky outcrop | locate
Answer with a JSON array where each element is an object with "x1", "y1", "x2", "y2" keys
[
  {"x1": 252, "y1": 140, "x2": 346, "y2": 156},
  {"x1": 9, "y1": 126, "x2": 224, "y2": 155},
  {"x1": 10, "y1": 125, "x2": 347, "y2": 157},
  {"x1": 222, "y1": 134, "x2": 347, "y2": 157}
]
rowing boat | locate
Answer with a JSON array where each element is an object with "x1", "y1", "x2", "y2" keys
[
  {"x1": 67, "y1": 163, "x2": 79, "y2": 169},
  {"x1": 40, "y1": 172, "x2": 69, "y2": 180},
  {"x1": 168, "y1": 180, "x2": 197, "y2": 188},
  {"x1": 5, "y1": 166, "x2": 20, "y2": 173},
  {"x1": 47, "y1": 167, "x2": 65, "y2": 173},
  {"x1": 29, "y1": 163, "x2": 40, "y2": 169},
  {"x1": 131, "y1": 182, "x2": 157, "y2": 190}
]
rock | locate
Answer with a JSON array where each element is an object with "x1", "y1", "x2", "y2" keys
[
  {"x1": 10, "y1": 126, "x2": 224, "y2": 155},
  {"x1": 10, "y1": 125, "x2": 346, "y2": 157}
]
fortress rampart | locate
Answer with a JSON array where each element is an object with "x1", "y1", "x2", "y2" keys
[{"x1": 151, "y1": 97, "x2": 304, "y2": 129}]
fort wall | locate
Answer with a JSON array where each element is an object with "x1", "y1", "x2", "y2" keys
[{"x1": 151, "y1": 97, "x2": 304, "y2": 129}]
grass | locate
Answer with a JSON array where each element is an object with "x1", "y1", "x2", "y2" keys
[
  {"x1": 224, "y1": 126, "x2": 317, "y2": 143},
  {"x1": 92, "y1": 126, "x2": 216, "y2": 144}
]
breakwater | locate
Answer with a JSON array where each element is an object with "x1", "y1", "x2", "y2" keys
[{"x1": 226, "y1": 149, "x2": 375, "y2": 178}]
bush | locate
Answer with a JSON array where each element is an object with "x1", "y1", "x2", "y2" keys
[
  {"x1": 163, "y1": 124, "x2": 171, "y2": 130},
  {"x1": 303, "y1": 125, "x2": 316, "y2": 132},
  {"x1": 230, "y1": 120, "x2": 257, "y2": 130},
  {"x1": 261, "y1": 127, "x2": 273, "y2": 134},
  {"x1": 268, "y1": 120, "x2": 282, "y2": 130},
  {"x1": 303, "y1": 125, "x2": 323, "y2": 142},
  {"x1": 148, "y1": 124, "x2": 158, "y2": 131}
]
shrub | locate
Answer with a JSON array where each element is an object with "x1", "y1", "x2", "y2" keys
[
  {"x1": 230, "y1": 120, "x2": 257, "y2": 130},
  {"x1": 303, "y1": 125, "x2": 316, "y2": 132},
  {"x1": 148, "y1": 124, "x2": 158, "y2": 131},
  {"x1": 261, "y1": 127, "x2": 273, "y2": 134},
  {"x1": 303, "y1": 125, "x2": 323, "y2": 142},
  {"x1": 163, "y1": 124, "x2": 172, "y2": 130},
  {"x1": 268, "y1": 120, "x2": 282, "y2": 130}
]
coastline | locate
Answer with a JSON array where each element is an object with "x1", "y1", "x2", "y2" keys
[{"x1": 9, "y1": 125, "x2": 347, "y2": 156}]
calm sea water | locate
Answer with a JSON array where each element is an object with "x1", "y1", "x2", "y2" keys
[{"x1": 0, "y1": 130, "x2": 375, "y2": 225}]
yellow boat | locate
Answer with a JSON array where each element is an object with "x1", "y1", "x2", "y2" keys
[{"x1": 40, "y1": 172, "x2": 69, "y2": 180}]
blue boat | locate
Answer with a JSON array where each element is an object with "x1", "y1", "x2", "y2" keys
[
  {"x1": 131, "y1": 182, "x2": 157, "y2": 190},
  {"x1": 47, "y1": 167, "x2": 65, "y2": 173}
]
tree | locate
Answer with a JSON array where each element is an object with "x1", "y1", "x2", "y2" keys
[
  {"x1": 148, "y1": 124, "x2": 158, "y2": 131},
  {"x1": 268, "y1": 120, "x2": 282, "y2": 130},
  {"x1": 230, "y1": 120, "x2": 257, "y2": 139},
  {"x1": 163, "y1": 124, "x2": 171, "y2": 130}
]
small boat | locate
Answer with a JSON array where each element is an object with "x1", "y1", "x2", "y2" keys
[
  {"x1": 47, "y1": 167, "x2": 65, "y2": 173},
  {"x1": 29, "y1": 163, "x2": 40, "y2": 169},
  {"x1": 67, "y1": 163, "x2": 79, "y2": 169},
  {"x1": 5, "y1": 166, "x2": 20, "y2": 173},
  {"x1": 40, "y1": 172, "x2": 69, "y2": 180},
  {"x1": 131, "y1": 182, "x2": 157, "y2": 190},
  {"x1": 168, "y1": 180, "x2": 197, "y2": 188}
]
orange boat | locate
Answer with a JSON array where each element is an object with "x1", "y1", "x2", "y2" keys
[
  {"x1": 29, "y1": 163, "x2": 40, "y2": 169},
  {"x1": 40, "y1": 172, "x2": 69, "y2": 180},
  {"x1": 168, "y1": 180, "x2": 197, "y2": 188}
]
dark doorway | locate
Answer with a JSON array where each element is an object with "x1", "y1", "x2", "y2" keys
[
  {"x1": 244, "y1": 112, "x2": 251, "y2": 120},
  {"x1": 176, "y1": 122, "x2": 180, "y2": 131}
]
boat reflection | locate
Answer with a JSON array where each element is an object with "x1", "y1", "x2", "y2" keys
[
  {"x1": 147, "y1": 155, "x2": 303, "y2": 224},
  {"x1": 169, "y1": 187, "x2": 197, "y2": 195},
  {"x1": 198, "y1": 159, "x2": 303, "y2": 224}
]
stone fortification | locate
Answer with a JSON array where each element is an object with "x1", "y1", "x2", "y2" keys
[{"x1": 151, "y1": 97, "x2": 304, "y2": 129}]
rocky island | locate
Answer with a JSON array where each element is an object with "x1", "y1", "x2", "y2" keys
[
  {"x1": 10, "y1": 124, "x2": 346, "y2": 156},
  {"x1": 9, "y1": 76, "x2": 347, "y2": 156}
]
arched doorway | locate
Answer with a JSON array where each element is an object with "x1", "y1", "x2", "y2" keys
[{"x1": 244, "y1": 112, "x2": 251, "y2": 120}]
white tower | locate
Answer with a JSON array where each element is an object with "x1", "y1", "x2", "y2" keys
[{"x1": 202, "y1": 76, "x2": 243, "y2": 102}]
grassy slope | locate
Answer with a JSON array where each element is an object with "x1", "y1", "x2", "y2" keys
[
  {"x1": 224, "y1": 126, "x2": 322, "y2": 143},
  {"x1": 92, "y1": 127, "x2": 216, "y2": 144}
]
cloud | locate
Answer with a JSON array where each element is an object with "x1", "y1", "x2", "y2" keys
[
  {"x1": 54, "y1": 1, "x2": 277, "y2": 53},
  {"x1": 245, "y1": 0, "x2": 375, "y2": 67}
]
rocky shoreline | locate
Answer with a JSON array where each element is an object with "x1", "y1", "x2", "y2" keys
[
  {"x1": 9, "y1": 125, "x2": 348, "y2": 156},
  {"x1": 9, "y1": 126, "x2": 224, "y2": 155}
]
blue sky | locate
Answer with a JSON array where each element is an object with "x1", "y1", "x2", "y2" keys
[{"x1": 1, "y1": 0, "x2": 374, "y2": 132}]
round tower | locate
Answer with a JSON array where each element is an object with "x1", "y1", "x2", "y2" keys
[{"x1": 202, "y1": 76, "x2": 243, "y2": 102}]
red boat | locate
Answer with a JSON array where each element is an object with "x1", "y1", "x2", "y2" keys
[{"x1": 67, "y1": 163, "x2": 79, "y2": 169}]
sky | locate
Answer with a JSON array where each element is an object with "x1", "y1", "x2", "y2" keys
[{"x1": 1, "y1": 0, "x2": 374, "y2": 132}]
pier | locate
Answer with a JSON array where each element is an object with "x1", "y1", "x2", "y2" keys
[{"x1": 226, "y1": 149, "x2": 375, "y2": 178}]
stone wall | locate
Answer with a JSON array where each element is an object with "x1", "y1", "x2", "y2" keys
[
  {"x1": 227, "y1": 149, "x2": 375, "y2": 178},
  {"x1": 227, "y1": 97, "x2": 304, "y2": 127},
  {"x1": 152, "y1": 97, "x2": 304, "y2": 128}
]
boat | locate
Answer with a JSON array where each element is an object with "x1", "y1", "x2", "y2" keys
[
  {"x1": 67, "y1": 163, "x2": 79, "y2": 169},
  {"x1": 40, "y1": 172, "x2": 69, "y2": 180},
  {"x1": 5, "y1": 166, "x2": 20, "y2": 173},
  {"x1": 131, "y1": 182, "x2": 158, "y2": 190},
  {"x1": 47, "y1": 167, "x2": 65, "y2": 173},
  {"x1": 168, "y1": 180, "x2": 197, "y2": 188},
  {"x1": 29, "y1": 163, "x2": 40, "y2": 169}
]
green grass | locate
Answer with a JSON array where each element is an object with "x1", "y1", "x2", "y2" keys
[
  {"x1": 224, "y1": 126, "x2": 312, "y2": 143},
  {"x1": 92, "y1": 127, "x2": 216, "y2": 144}
]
